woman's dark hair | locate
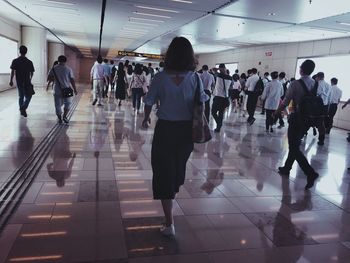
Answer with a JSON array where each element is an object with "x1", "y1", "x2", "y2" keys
[
  {"x1": 240, "y1": 73, "x2": 247, "y2": 80},
  {"x1": 232, "y1": 73, "x2": 239, "y2": 81},
  {"x1": 134, "y1": 64, "x2": 143, "y2": 75},
  {"x1": 164, "y1": 37, "x2": 196, "y2": 72},
  {"x1": 127, "y1": 65, "x2": 133, "y2": 75},
  {"x1": 118, "y1": 62, "x2": 124, "y2": 74}
]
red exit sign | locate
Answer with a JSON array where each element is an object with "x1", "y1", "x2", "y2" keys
[{"x1": 265, "y1": 51, "x2": 273, "y2": 57}]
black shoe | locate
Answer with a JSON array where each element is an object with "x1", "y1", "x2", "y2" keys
[
  {"x1": 347, "y1": 167, "x2": 350, "y2": 171},
  {"x1": 317, "y1": 141, "x2": 324, "y2": 146},
  {"x1": 20, "y1": 109, "x2": 27, "y2": 117},
  {"x1": 270, "y1": 128, "x2": 273, "y2": 133},
  {"x1": 92, "y1": 99, "x2": 97, "y2": 106},
  {"x1": 266, "y1": 129, "x2": 269, "y2": 133},
  {"x1": 57, "y1": 115, "x2": 63, "y2": 124},
  {"x1": 305, "y1": 172, "x2": 319, "y2": 190},
  {"x1": 261, "y1": 111, "x2": 265, "y2": 115},
  {"x1": 63, "y1": 116, "x2": 69, "y2": 124},
  {"x1": 277, "y1": 125, "x2": 284, "y2": 129},
  {"x1": 214, "y1": 128, "x2": 221, "y2": 133},
  {"x1": 249, "y1": 118, "x2": 256, "y2": 126},
  {"x1": 97, "y1": 103, "x2": 103, "y2": 107},
  {"x1": 118, "y1": 101, "x2": 122, "y2": 106},
  {"x1": 278, "y1": 167, "x2": 290, "y2": 176}
]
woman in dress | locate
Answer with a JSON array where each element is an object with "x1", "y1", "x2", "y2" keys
[
  {"x1": 114, "y1": 62, "x2": 126, "y2": 106},
  {"x1": 142, "y1": 37, "x2": 208, "y2": 237}
]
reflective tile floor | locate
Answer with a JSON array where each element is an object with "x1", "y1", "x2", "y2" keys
[{"x1": 1, "y1": 86, "x2": 350, "y2": 262}]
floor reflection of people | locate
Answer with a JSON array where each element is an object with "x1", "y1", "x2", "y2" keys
[
  {"x1": 47, "y1": 127, "x2": 75, "y2": 187},
  {"x1": 11, "y1": 118, "x2": 34, "y2": 168},
  {"x1": 260, "y1": 176, "x2": 313, "y2": 262},
  {"x1": 201, "y1": 135, "x2": 229, "y2": 194}
]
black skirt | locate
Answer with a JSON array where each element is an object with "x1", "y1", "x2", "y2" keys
[{"x1": 151, "y1": 119, "x2": 193, "y2": 199}]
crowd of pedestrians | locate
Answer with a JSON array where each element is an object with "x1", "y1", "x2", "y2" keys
[{"x1": 8, "y1": 40, "x2": 347, "y2": 238}]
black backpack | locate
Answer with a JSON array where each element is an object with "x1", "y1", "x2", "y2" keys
[
  {"x1": 298, "y1": 79, "x2": 324, "y2": 126},
  {"x1": 254, "y1": 78, "x2": 264, "y2": 95}
]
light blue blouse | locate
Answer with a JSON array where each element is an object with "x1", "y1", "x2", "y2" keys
[{"x1": 144, "y1": 71, "x2": 208, "y2": 121}]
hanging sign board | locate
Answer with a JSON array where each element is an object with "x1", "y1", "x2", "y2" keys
[
  {"x1": 265, "y1": 51, "x2": 273, "y2": 57},
  {"x1": 118, "y1": 51, "x2": 164, "y2": 60}
]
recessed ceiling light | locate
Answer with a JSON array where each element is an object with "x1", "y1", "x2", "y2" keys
[
  {"x1": 133, "y1": 11, "x2": 171, "y2": 19},
  {"x1": 171, "y1": 0, "x2": 193, "y2": 3},
  {"x1": 129, "y1": 17, "x2": 165, "y2": 23},
  {"x1": 268, "y1": 12, "x2": 276, "y2": 16},
  {"x1": 136, "y1": 5, "x2": 179, "y2": 13}
]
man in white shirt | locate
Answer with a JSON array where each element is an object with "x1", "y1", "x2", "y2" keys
[
  {"x1": 315, "y1": 72, "x2": 331, "y2": 145},
  {"x1": 327, "y1": 77, "x2": 342, "y2": 134},
  {"x1": 245, "y1": 68, "x2": 260, "y2": 124},
  {"x1": 90, "y1": 56, "x2": 104, "y2": 106},
  {"x1": 260, "y1": 72, "x2": 270, "y2": 114},
  {"x1": 211, "y1": 63, "x2": 232, "y2": 132},
  {"x1": 200, "y1": 65, "x2": 215, "y2": 122}
]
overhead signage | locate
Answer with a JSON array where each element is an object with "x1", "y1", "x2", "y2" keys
[
  {"x1": 118, "y1": 51, "x2": 164, "y2": 60},
  {"x1": 265, "y1": 51, "x2": 273, "y2": 57}
]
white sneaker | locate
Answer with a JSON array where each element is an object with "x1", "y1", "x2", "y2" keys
[{"x1": 160, "y1": 224, "x2": 175, "y2": 237}]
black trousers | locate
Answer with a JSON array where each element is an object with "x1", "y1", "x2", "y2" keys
[
  {"x1": 265, "y1": 110, "x2": 275, "y2": 130},
  {"x1": 211, "y1": 96, "x2": 227, "y2": 130},
  {"x1": 247, "y1": 92, "x2": 258, "y2": 121},
  {"x1": 327, "y1": 104, "x2": 337, "y2": 132},
  {"x1": 204, "y1": 89, "x2": 211, "y2": 123},
  {"x1": 284, "y1": 114, "x2": 316, "y2": 176}
]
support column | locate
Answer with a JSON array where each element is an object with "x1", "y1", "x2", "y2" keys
[
  {"x1": 21, "y1": 26, "x2": 47, "y2": 86},
  {"x1": 48, "y1": 42, "x2": 64, "y2": 70}
]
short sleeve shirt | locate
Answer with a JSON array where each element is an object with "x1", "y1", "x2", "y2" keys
[
  {"x1": 10, "y1": 56, "x2": 35, "y2": 85},
  {"x1": 48, "y1": 64, "x2": 74, "y2": 95}
]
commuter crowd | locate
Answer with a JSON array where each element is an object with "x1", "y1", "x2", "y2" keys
[{"x1": 8, "y1": 40, "x2": 347, "y2": 238}]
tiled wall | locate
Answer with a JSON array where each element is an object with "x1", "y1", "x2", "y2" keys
[
  {"x1": 197, "y1": 38, "x2": 350, "y2": 130},
  {"x1": 0, "y1": 17, "x2": 20, "y2": 92}
]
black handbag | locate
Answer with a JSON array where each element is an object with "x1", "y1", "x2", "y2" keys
[
  {"x1": 25, "y1": 83, "x2": 35, "y2": 96},
  {"x1": 52, "y1": 68, "x2": 74, "y2": 98}
]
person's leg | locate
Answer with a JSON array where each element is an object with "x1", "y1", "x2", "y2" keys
[
  {"x1": 92, "y1": 80, "x2": 98, "y2": 105},
  {"x1": 137, "y1": 88, "x2": 143, "y2": 111},
  {"x1": 217, "y1": 99, "x2": 225, "y2": 130},
  {"x1": 17, "y1": 85, "x2": 25, "y2": 112},
  {"x1": 265, "y1": 110, "x2": 270, "y2": 131},
  {"x1": 251, "y1": 94, "x2": 258, "y2": 120},
  {"x1": 261, "y1": 99, "x2": 265, "y2": 114},
  {"x1": 211, "y1": 97, "x2": 219, "y2": 128},
  {"x1": 23, "y1": 91, "x2": 32, "y2": 110},
  {"x1": 62, "y1": 97, "x2": 72, "y2": 123},
  {"x1": 54, "y1": 95, "x2": 63, "y2": 118},
  {"x1": 161, "y1": 199, "x2": 173, "y2": 226},
  {"x1": 328, "y1": 104, "x2": 337, "y2": 133},
  {"x1": 204, "y1": 90, "x2": 211, "y2": 122},
  {"x1": 132, "y1": 89, "x2": 137, "y2": 110},
  {"x1": 246, "y1": 93, "x2": 253, "y2": 121},
  {"x1": 98, "y1": 80, "x2": 104, "y2": 104}
]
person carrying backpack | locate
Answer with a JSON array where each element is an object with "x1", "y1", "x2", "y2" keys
[{"x1": 273, "y1": 59, "x2": 319, "y2": 190}]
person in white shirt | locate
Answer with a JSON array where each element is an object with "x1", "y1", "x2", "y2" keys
[
  {"x1": 315, "y1": 72, "x2": 330, "y2": 145},
  {"x1": 245, "y1": 68, "x2": 260, "y2": 124},
  {"x1": 229, "y1": 73, "x2": 241, "y2": 113},
  {"x1": 260, "y1": 71, "x2": 283, "y2": 132},
  {"x1": 260, "y1": 72, "x2": 270, "y2": 114},
  {"x1": 200, "y1": 65, "x2": 215, "y2": 122},
  {"x1": 90, "y1": 56, "x2": 104, "y2": 106},
  {"x1": 327, "y1": 77, "x2": 342, "y2": 134},
  {"x1": 211, "y1": 64, "x2": 232, "y2": 132}
]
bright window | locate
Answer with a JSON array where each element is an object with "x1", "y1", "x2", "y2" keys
[
  {"x1": 0, "y1": 36, "x2": 18, "y2": 74},
  {"x1": 216, "y1": 63, "x2": 238, "y2": 76},
  {"x1": 296, "y1": 55, "x2": 350, "y2": 101}
]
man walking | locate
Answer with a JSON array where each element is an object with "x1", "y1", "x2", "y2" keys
[
  {"x1": 327, "y1": 78, "x2": 342, "y2": 134},
  {"x1": 274, "y1": 60, "x2": 319, "y2": 190},
  {"x1": 9, "y1": 45, "x2": 35, "y2": 117},
  {"x1": 200, "y1": 65, "x2": 215, "y2": 122},
  {"x1": 90, "y1": 56, "x2": 104, "y2": 106},
  {"x1": 245, "y1": 68, "x2": 260, "y2": 125}
]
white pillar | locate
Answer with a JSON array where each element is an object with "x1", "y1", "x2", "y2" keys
[
  {"x1": 48, "y1": 42, "x2": 64, "y2": 70},
  {"x1": 21, "y1": 26, "x2": 47, "y2": 86}
]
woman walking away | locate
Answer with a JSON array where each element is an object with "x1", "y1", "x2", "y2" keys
[
  {"x1": 142, "y1": 37, "x2": 208, "y2": 237},
  {"x1": 130, "y1": 64, "x2": 146, "y2": 114},
  {"x1": 260, "y1": 71, "x2": 283, "y2": 132},
  {"x1": 230, "y1": 73, "x2": 241, "y2": 112},
  {"x1": 114, "y1": 62, "x2": 127, "y2": 106}
]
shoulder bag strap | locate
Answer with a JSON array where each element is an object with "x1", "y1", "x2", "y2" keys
[
  {"x1": 52, "y1": 67, "x2": 63, "y2": 89},
  {"x1": 298, "y1": 79, "x2": 311, "y2": 96}
]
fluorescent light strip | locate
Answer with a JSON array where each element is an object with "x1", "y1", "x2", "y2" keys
[
  {"x1": 136, "y1": 5, "x2": 179, "y2": 13},
  {"x1": 133, "y1": 11, "x2": 171, "y2": 19},
  {"x1": 40, "y1": 0, "x2": 75, "y2": 5},
  {"x1": 171, "y1": 0, "x2": 193, "y2": 3},
  {"x1": 122, "y1": 28, "x2": 149, "y2": 32},
  {"x1": 128, "y1": 21, "x2": 159, "y2": 27},
  {"x1": 130, "y1": 17, "x2": 165, "y2": 23},
  {"x1": 339, "y1": 22, "x2": 350, "y2": 26}
]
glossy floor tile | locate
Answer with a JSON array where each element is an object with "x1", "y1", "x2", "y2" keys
[{"x1": 1, "y1": 86, "x2": 350, "y2": 262}]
